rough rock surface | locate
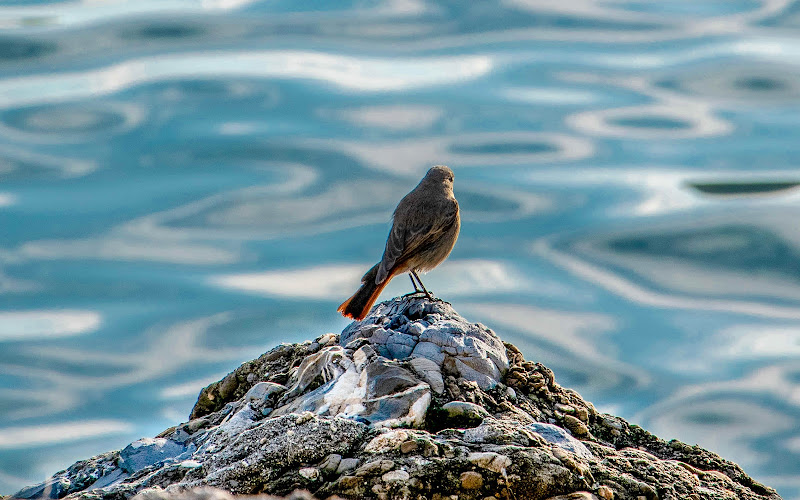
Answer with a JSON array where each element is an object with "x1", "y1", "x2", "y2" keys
[{"x1": 12, "y1": 296, "x2": 782, "y2": 500}]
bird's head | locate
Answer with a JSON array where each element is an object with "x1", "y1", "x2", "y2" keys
[{"x1": 425, "y1": 165, "x2": 454, "y2": 188}]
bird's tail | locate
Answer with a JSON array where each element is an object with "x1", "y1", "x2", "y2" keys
[{"x1": 338, "y1": 263, "x2": 392, "y2": 321}]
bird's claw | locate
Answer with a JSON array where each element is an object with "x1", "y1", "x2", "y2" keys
[{"x1": 402, "y1": 290, "x2": 437, "y2": 301}]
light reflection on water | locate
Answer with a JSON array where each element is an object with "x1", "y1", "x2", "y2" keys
[{"x1": 1, "y1": 0, "x2": 800, "y2": 497}]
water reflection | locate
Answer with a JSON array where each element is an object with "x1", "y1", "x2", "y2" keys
[
  {"x1": 0, "y1": 310, "x2": 100, "y2": 342},
  {"x1": 636, "y1": 360, "x2": 800, "y2": 479},
  {"x1": 213, "y1": 263, "x2": 365, "y2": 300},
  {"x1": 0, "y1": 313, "x2": 260, "y2": 425},
  {"x1": 463, "y1": 302, "x2": 648, "y2": 394},
  {"x1": 20, "y1": 238, "x2": 240, "y2": 265},
  {"x1": 159, "y1": 374, "x2": 229, "y2": 401},
  {"x1": 2, "y1": 0, "x2": 800, "y2": 498},
  {"x1": 657, "y1": 62, "x2": 800, "y2": 104},
  {"x1": 549, "y1": 221, "x2": 800, "y2": 308},
  {"x1": 0, "y1": 102, "x2": 144, "y2": 142},
  {"x1": 716, "y1": 324, "x2": 800, "y2": 359},
  {"x1": 0, "y1": 421, "x2": 133, "y2": 450},
  {"x1": 0, "y1": 51, "x2": 493, "y2": 109},
  {"x1": 213, "y1": 259, "x2": 528, "y2": 300},
  {"x1": 120, "y1": 22, "x2": 205, "y2": 41},
  {"x1": 0, "y1": 1, "x2": 262, "y2": 29},
  {"x1": 643, "y1": 398, "x2": 794, "y2": 467},
  {"x1": 564, "y1": 74, "x2": 734, "y2": 139},
  {"x1": 334, "y1": 104, "x2": 444, "y2": 131},
  {"x1": 0, "y1": 37, "x2": 56, "y2": 61},
  {"x1": 156, "y1": 79, "x2": 277, "y2": 104},
  {"x1": 0, "y1": 147, "x2": 96, "y2": 179},
  {"x1": 690, "y1": 181, "x2": 800, "y2": 196},
  {"x1": 539, "y1": 227, "x2": 800, "y2": 320},
  {"x1": 338, "y1": 132, "x2": 594, "y2": 176}
]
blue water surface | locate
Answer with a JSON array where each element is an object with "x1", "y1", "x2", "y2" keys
[{"x1": 1, "y1": 0, "x2": 800, "y2": 498}]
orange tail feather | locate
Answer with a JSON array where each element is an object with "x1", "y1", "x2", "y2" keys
[{"x1": 338, "y1": 263, "x2": 394, "y2": 320}]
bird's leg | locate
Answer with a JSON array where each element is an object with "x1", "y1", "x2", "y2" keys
[
  {"x1": 402, "y1": 273, "x2": 427, "y2": 297},
  {"x1": 411, "y1": 270, "x2": 434, "y2": 300},
  {"x1": 409, "y1": 273, "x2": 423, "y2": 293}
]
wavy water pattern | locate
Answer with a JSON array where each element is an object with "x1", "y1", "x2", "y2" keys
[{"x1": 1, "y1": 0, "x2": 800, "y2": 498}]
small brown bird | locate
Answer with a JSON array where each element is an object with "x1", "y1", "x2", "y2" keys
[{"x1": 338, "y1": 165, "x2": 460, "y2": 321}]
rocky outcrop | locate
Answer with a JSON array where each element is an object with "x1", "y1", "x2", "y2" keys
[{"x1": 12, "y1": 296, "x2": 781, "y2": 500}]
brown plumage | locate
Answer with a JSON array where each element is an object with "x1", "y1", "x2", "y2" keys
[{"x1": 338, "y1": 165, "x2": 460, "y2": 321}]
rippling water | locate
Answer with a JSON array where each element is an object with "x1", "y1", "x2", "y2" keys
[{"x1": 2, "y1": 0, "x2": 800, "y2": 497}]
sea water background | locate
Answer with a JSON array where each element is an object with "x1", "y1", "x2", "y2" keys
[{"x1": 1, "y1": 0, "x2": 800, "y2": 497}]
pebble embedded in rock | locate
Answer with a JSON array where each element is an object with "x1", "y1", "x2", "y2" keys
[
  {"x1": 355, "y1": 459, "x2": 395, "y2": 476},
  {"x1": 381, "y1": 470, "x2": 410, "y2": 483},
  {"x1": 336, "y1": 458, "x2": 360, "y2": 474},
  {"x1": 319, "y1": 454, "x2": 341, "y2": 474},
  {"x1": 400, "y1": 440, "x2": 418, "y2": 454},
  {"x1": 439, "y1": 400, "x2": 490, "y2": 428},
  {"x1": 295, "y1": 411, "x2": 314, "y2": 424},
  {"x1": 601, "y1": 415, "x2": 623, "y2": 430},
  {"x1": 555, "y1": 403, "x2": 575, "y2": 414},
  {"x1": 460, "y1": 471, "x2": 484, "y2": 490},
  {"x1": 506, "y1": 387, "x2": 516, "y2": 401},
  {"x1": 597, "y1": 485, "x2": 614, "y2": 499},
  {"x1": 545, "y1": 493, "x2": 599, "y2": 500},
  {"x1": 443, "y1": 400, "x2": 490, "y2": 420},
  {"x1": 563, "y1": 414, "x2": 589, "y2": 437},
  {"x1": 298, "y1": 467, "x2": 319, "y2": 480},
  {"x1": 336, "y1": 476, "x2": 362, "y2": 489}
]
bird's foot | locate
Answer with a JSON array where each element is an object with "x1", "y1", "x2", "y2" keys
[{"x1": 403, "y1": 291, "x2": 439, "y2": 301}]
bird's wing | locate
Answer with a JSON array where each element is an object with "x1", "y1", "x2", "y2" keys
[
  {"x1": 403, "y1": 199, "x2": 458, "y2": 256},
  {"x1": 376, "y1": 219, "x2": 407, "y2": 284},
  {"x1": 375, "y1": 198, "x2": 458, "y2": 284}
]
